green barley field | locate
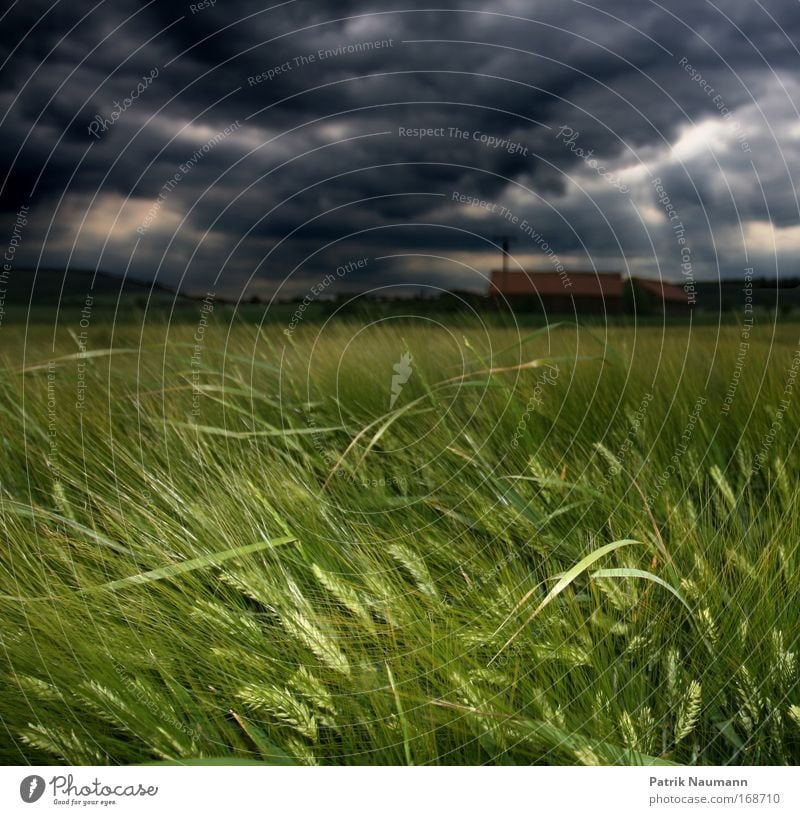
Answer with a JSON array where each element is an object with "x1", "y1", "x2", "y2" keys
[{"x1": 1, "y1": 310, "x2": 799, "y2": 765}]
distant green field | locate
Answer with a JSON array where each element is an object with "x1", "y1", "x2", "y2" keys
[{"x1": 1, "y1": 313, "x2": 799, "y2": 765}]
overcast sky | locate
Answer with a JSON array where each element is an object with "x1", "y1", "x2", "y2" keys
[{"x1": 2, "y1": 0, "x2": 799, "y2": 299}]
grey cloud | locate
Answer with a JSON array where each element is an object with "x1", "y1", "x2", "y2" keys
[{"x1": 2, "y1": 0, "x2": 800, "y2": 297}]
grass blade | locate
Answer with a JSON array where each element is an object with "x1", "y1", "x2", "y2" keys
[
  {"x1": 98, "y1": 536, "x2": 297, "y2": 591},
  {"x1": 591, "y1": 567, "x2": 692, "y2": 613},
  {"x1": 490, "y1": 539, "x2": 645, "y2": 663}
]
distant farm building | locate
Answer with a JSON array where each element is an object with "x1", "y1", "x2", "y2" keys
[
  {"x1": 488, "y1": 270, "x2": 627, "y2": 314},
  {"x1": 628, "y1": 277, "x2": 693, "y2": 317},
  {"x1": 489, "y1": 270, "x2": 695, "y2": 315},
  {"x1": 488, "y1": 270, "x2": 800, "y2": 316}
]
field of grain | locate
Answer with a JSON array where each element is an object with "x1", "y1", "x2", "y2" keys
[{"x1": 1, "y1": 313, "x2": 798, "y2": 765}]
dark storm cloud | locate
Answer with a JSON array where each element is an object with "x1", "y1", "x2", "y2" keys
[{"x1": 2, "y1": 0, "x2": 800, "y2": 298}]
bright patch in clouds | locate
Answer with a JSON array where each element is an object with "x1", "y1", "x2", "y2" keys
[{"x1": 743, "y1": 219, "x2": 800, "y2": 254}]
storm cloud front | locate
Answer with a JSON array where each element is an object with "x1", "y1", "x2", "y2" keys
[{"x1": 2, "y1": 1, "x2": 799, "y2": 301}]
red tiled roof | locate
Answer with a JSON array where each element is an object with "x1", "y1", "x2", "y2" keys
[
  {"x1": 489, "y1": 270, "x2": 624, "y2": 297},
  {"x1": 633, "y1": 277, "x2": 688, "y2": 303}
]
